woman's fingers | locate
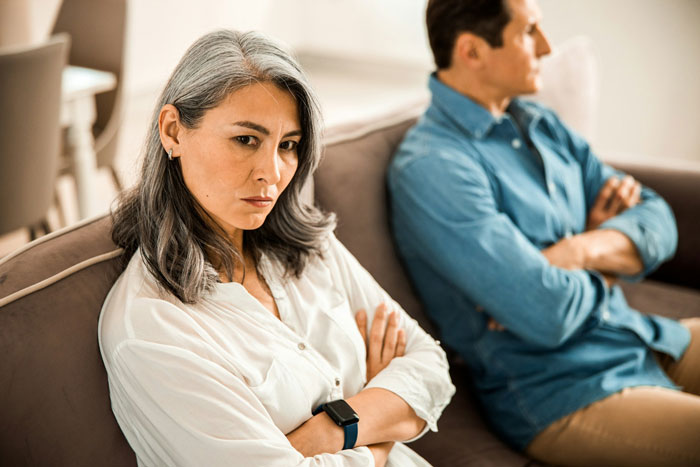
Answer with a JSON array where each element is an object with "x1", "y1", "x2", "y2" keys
[
  {"x1": 395, "y1": 329, "x2": 406, "y2": 357},
  {"x1": 355, "y1": 309, "x2": 368, "y2": 348},
  {"x1": 381, "y1": 311, "x2": 400, "y2": 363},
  {"x1": 362, "y1": 303, "x2": 407, "y2": 381},
  {"x1": 368, "y1": 303, "x2": 388, "y2": 367}
]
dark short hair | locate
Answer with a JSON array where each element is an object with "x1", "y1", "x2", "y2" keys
[{"x1": 426, "y1": 0, "x2": 511, "y2": 69}]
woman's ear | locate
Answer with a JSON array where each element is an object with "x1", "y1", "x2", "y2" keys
[{"x1": 158, "y1": 104, "x2": 183, "y2": 158}]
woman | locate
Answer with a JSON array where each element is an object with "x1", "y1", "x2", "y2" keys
[{"x1": 99, "y1": 29, "x2": 454, "y2": 466}]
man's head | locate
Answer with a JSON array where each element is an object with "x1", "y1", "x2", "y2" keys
[{"x1": 427, "y1": 0, "x2": 551, "y2": 100}]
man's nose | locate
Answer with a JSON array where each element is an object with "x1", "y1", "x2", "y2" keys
[{"x1": 536, "y1": 27, "x2": 552, "y2": 57}]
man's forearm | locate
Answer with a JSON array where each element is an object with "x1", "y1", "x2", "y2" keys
[
  {"x1": 542, "y1": 229, "x2": 643, "y2": 277},
  {"x1": 578, "y1": 229, "x2": 644, "y2": 276}
]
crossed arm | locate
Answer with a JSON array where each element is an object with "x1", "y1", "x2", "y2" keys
[
  {"x1": 543, "y1": 174, "x2": 644, "y2": 281},
  {"x1": 287, "y1": 303, "x2": 422, "y2": 466}
]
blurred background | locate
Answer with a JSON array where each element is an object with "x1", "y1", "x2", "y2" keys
[{"x1": 1, "y1": 0, "x2": 699, "y2": 255}]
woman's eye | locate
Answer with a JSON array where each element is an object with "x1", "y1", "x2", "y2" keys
[
  {"x1": 279, "y1": 140, "x2": 298, "y2": 151},
  {"x1": 235, "y1": 135, "x2": 259, "y2": 147}
]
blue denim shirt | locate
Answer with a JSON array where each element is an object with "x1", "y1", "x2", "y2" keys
[{"x1": 387, "y1": 75, "x2": 691, "y2": 450}]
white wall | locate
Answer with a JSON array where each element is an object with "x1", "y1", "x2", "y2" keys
[
  {"x1": 539, "y1": 0, "x2": 700, "y2": 162},
  {"x1": 123, "y1": 0, "x2": 304, "y2": 94},
  {"x1": 31, "y1": 0, "x2": 700, "y2": 162}
]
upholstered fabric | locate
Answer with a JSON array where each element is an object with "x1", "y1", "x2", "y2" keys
[
  {"x1": 0, "y1": 216, "x2": 136, "y2": 466},
  {"x1": 318, "y1": 101, "x2": 434, "y2": 336}
]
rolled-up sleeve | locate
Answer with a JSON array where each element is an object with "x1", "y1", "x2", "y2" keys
[{"x1": 325, "y1": 235, "x2": 455, "y2": 439}]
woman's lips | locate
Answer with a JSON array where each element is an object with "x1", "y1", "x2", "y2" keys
[{"x1": 242, "y1": 197, "x2": 273, "y2": 208}]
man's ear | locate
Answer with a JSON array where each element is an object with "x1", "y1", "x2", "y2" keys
[
  {"x1": 158, "y1": 104, "x2": 183, "y2": 158},
  {"x1": 453, "y1": 32, "x2": 489, "y2": 70}
]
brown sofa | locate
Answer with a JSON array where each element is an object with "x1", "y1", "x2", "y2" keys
[{"x1": 2, "y1": 104, "x2": 699, "y2": 466}]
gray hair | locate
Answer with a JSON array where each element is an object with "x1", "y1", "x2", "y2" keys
[{"x1": 112, "y1": 29, "x2": 335, "y2": 303}]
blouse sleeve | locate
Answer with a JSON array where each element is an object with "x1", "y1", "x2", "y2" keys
[
  {"x1": 106, "y1": 337, "x2": 375, "y2": 467},
  {"x1": 323, "y1": 234, "x2": 456, "y2": 439}
]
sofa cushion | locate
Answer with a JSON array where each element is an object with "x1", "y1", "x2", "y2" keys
[
  {"x1": 318, "y1": 100, "x2": 435, "y2": 335},
  {"x1": 0, "y1": 216, "x2": 136, "y2": 466},
  {"x1": 620, "y1": 280, "x2": 700, "y2": 321}
]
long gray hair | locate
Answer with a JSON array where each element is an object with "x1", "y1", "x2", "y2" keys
[{"x1": 112, "y1": 29, "x2": 335, "y2": 303}]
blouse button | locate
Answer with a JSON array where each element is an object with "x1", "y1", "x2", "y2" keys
[
  {"x1": 335, "y1": 378, "x2": 341, "y2": 387},
  {"x1": 298, "y1": 343, "x2": 306, "y2": 350}
]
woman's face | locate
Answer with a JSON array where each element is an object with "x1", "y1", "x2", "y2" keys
[{"x1": 171, "y1": 82, "x2": 301, "y2": 241}]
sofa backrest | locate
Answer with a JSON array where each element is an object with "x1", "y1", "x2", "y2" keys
[
  {"x1": 0, "y1": 216, "x2": 136, "y2": 466},
  {"x1": 314, "y1": 100, "x2": 437, "y2": 335}
]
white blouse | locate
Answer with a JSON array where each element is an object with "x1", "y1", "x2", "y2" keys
[{"x1": 99, "y1": 233, "x2": 455, "y2": 466}]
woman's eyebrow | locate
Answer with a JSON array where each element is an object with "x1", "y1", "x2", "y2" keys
[
  {"x1": 232, "y1": 121, "x2": 270, "y2": 135},
  {"x1": 232, "y1": 121, "x2": 302, "y2": 138}
]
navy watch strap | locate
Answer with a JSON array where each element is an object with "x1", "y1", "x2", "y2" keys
[
  {"x1": 342, "y1": 421, "x2": 358, "y2": 450},
  {"x1": 312, "y1": 403, "x2": 358, "y2": 450}
]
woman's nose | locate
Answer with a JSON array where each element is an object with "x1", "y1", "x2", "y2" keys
[{"x1": 255, "y1": 147, "x2": 281, "y2": 185}]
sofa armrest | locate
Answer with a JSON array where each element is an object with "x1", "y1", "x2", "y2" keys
[{"x1": 607, "y1": 158, "x2": 700, "y2": 291}]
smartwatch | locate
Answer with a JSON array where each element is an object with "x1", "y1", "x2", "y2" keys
[{"x1": 313, "y1": 399, "x2": 360, "y2": 450}]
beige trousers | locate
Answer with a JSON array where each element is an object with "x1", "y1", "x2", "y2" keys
[{"x1": 526, "y1": 318, "x2": 700, "y2": 467}]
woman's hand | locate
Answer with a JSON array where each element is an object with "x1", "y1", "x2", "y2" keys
[
  {"x1": 368, "y1": 442, "x2": 394, "y2": 467},
  {"x1": 355, "y1": 303, "x2": 406, "y2": 381}
]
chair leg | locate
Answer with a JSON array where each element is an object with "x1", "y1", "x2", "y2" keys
[
  {"x1": 53, "y1": 185, "x2": 67, "y2": 230},
  {"x1": 109, "y1": 165, "x2": 123, "y2": 191},
  {"x1": 40, "y1": 219, "x2": 51, "y2": 235},
  {"x1": 28, "y1": 219, "x2": 50, "y2": 242}
]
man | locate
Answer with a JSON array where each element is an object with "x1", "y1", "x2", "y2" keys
[{"x1": 387, "y1": 0, "x2": 700, "y2": 465}]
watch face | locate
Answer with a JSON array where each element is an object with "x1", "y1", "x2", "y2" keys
[{"x1": 324, "y1": 400, "x2": 359, "y2": 426}]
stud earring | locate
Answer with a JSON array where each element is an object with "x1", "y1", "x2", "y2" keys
[{"x1": 167, "y1": 148, "x2": 173, "y2": 161}]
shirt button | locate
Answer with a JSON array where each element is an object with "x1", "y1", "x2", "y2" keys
[
  {"x1": 298, "y1": 343, "x2": 306, "y2": 350},
  {"x1": 564, "y1": 230, "x2": 573, "y2": 238},
  {"x1": 511, "y1": 138, "x2": 522, "y2": 149},
  {"x1": 602, "y1": 310, "x2": 611, "y2": 321},
  {"x1": 548, "y1": 182, "x2": 556, "y2": 195}
]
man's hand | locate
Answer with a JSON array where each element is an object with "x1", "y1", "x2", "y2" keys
[
  {"x1": 586, "y1": 175, "x2": 641, "y2": 230},
  {"x1": 356, "y1": 303, "x2": 406, "y2": 381},
  {"x1": 541, "y1": 235, "x2": 586, "y2": 271}
]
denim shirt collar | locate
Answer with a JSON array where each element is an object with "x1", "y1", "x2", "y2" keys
[{"x1": 428, "y1": 73, "x2": 543, "y2": 139}]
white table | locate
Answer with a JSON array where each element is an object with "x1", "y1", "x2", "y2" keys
[{"x1": 61, "y1": 65, "x2": 117, "y2": 219}]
